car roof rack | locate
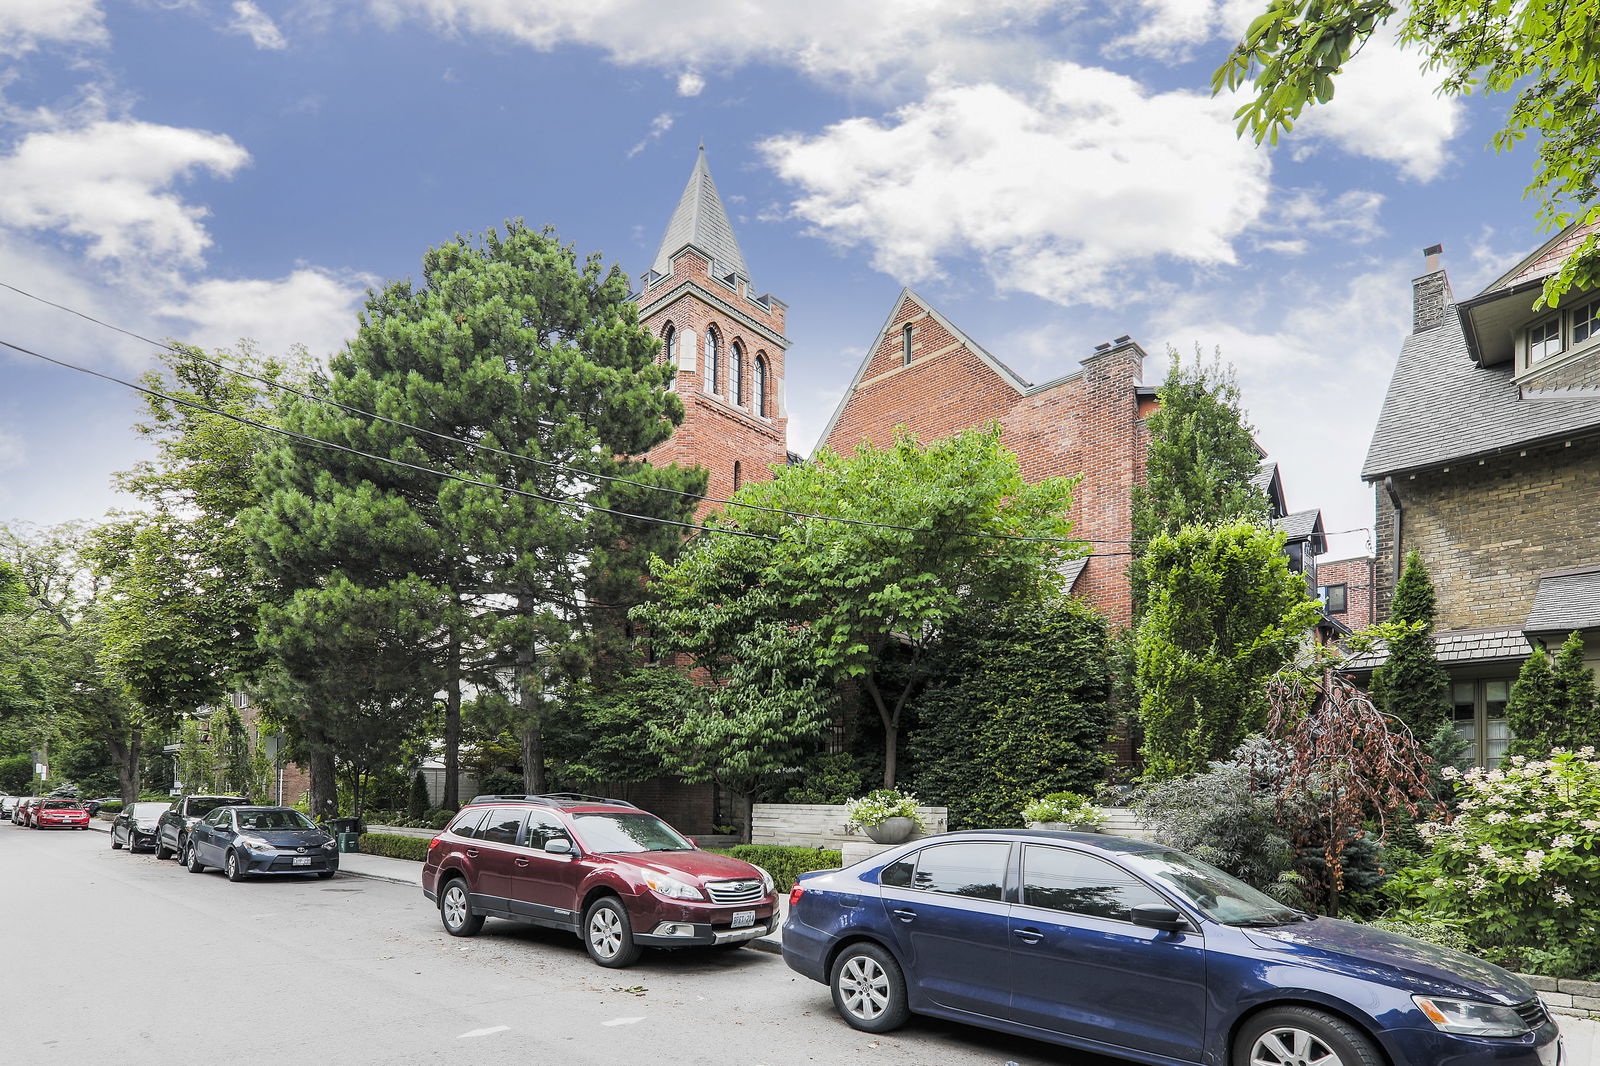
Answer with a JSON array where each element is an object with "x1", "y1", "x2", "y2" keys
[{"x1": 465, "y1": 792, "x2": 638, "y2": 809}]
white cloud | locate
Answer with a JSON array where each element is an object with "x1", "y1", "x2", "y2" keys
[
  {"x1": 366, "y1": 0, "x2": 1068, "y2": 90},
  {"x1": 760, "y1": 64, "x2": 1272, "y2": 307},
  {"x1": 0, "y1": 0, "x2": 106, "y2": 57},
  {"x1": 1251, "y1": 187, "x2": 1385, "y2": 253},
  {"x1": 0, "y1": 119, "x2": 249, "y2": 267},
  {"x1": 676, "y1": 71, "x2": 705, "y2": 97},
  {"x1": 0, "y1": 427, "x2": 24, "y2": 470},
  {"x1": 159, "y1": 268, "x2": 372, "y2": 361},
  {"x1": 1108, "y1": 0, "x2": 1259, "y2": 59},
  {"x1": 626, "y1": 112, "x2": 675, "y2": 158},
  {"x1": 228, "y1": 1, "x2": 288, "y2": 50},
  {"x1": 1296, "y1": 30, "x2": 1461, "y2": 181}
]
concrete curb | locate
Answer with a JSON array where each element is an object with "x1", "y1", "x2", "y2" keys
[{"x1": 337, "y1": 866, "x2": 423, "y2": 888}]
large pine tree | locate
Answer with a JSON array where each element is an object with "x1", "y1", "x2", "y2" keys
[{"x1": 247, "y1": 222, "x2": 703, "y2": 811}]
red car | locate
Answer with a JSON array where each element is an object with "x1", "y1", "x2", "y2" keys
[
  {"x1": 422, "y1": 793, "x2": 776, "y2": 968},
  {"x1": 12, "y1": 797, "x2": 40, "y2": 827},
  {"x1": 33, "y1": 798, "x2": 90, "y2": 830}
]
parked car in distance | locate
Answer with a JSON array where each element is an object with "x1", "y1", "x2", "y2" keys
[
  {"x1": 422, "y1": 793, "x2": 777, "y2": 968},
  {"x1": 784, "y1": 829, "x2": 1562, "y2": 1066},
  {"x1": 0, "y1": 795, "x2": 17, "y2": 821},
  {"x1": 182, "y1": 806, "x2": 338, "y2": 881},
  {"x1": 154, "y1": 794, "x2": 248, "y2": 860},
  {"x1": 32, "y1": 798, "x2": 90, "y2": 830},
  {"x1": 111, "y1": 800, "x2": 174, "y2": 852},
  {"x1": 12, "y1": 797, "x2": 40, "y2": 828},
  {"x1": 84, "y1": 797, "x2": 119, "y2": 817}
]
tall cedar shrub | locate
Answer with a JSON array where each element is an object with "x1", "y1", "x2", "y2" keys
[
  {"x1": 1135, "y1": 522, "x2": 1324, "y2": 778},
  {"x1": 1551, "y1": 631, "x2": 1600, "y2": 749},
  {"x1": 1131, "y1": 348, "x2": 1272, "y2": 614},
  {"x1": 407, "y1": 771, "x2": 430, "y2": 820},
  {"x1": 1504, "y1": 647, "x2": 1560, "y2": 759},
  {"x1": 1370, "y1": 551, "x2": 1451, "y2": 738},
  {"x1": 905, "y1": 597, "x2": 1113, "y2": 830}
]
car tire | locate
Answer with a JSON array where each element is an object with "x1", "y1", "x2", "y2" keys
[
  {"x1": 184, "y1": 842, "x2": 205, "y2": 873},
  {"x1": 317, "y1": 870, "x2": 336, "y2": 880},
  {"x1": 111, "y1": 831, "x2": 123, "y2": 849},
  {"x1": 439, "y1": 877, "x2": 484, "y2": 937},
  {"x1": 155, "y1": 838, "x2": 173, "y2": 860},
  {"x1": 829, "y1": 942, "x2": 911, "y2": 1034},
  {"x1": 583, "y1": 896, "x2": 643, "y2": 969},
  {"x1": 1233, "y1": 1007, "x2": 1383, "y2": 1066},
  {"x1": 225, "y1": 849, "x2": 246, "y2": 882}
]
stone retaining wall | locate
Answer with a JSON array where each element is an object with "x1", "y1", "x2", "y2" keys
[
  {"x1": 1522, "y1": 974, "x2": 1600, "y2": 1020},
  {"x1": 751, "y1": 803, "x2": 948, "y2": 849}
]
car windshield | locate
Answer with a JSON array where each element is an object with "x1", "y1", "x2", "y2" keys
[
  {"x1": 131, "y1": 802, "x2": 172, "y2": 817},
  {"x1": 188, "y1": 798, "x2": 244, "y2": 817},
  {"x1": 42, "y1": 801, "x2": 83, "y2": 810},
  {"x1": 236, "y1": 809, "x2": 316, "y2": 831},
  {"x1": 573, "y1": 812, "x2": 694, "y2": 853},
  {"x1": 1125, "y1": 848, "x2": 1304, "y2": 926}
]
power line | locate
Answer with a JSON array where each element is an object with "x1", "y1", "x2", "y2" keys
[
  {"x1": 0, "y1": 335, "x2": 777, "y2": 543},
  {"x1": 0, "y1": 279, "x2": 1132, "y2": 546}
]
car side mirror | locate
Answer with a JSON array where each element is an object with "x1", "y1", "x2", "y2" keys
[
  {"x1": 1130, "y1": 904, "x2": 1189, "y2": 932},
  {"x1": 543, "y1": 838, "x2": 572, "y2": 855}
]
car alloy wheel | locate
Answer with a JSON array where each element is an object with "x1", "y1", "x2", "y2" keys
[
  {"x1": 583, "y1": 897, "x2": 642, "y2": 968},
  {"x1": 1236, "y1": 1007, "x2": 1381, "y2": 1066},
  {"x1": 440, "y1": 879, "x2": 483, "y2": 937},
  {"x1": 828, "y1": 942, "x2": 910, "y2": 1033},
  {"x1": 111, "y1": 830, "x2": 122, "y2": 850},
  {"x1": 185, "y1": 843, "x2": 204, "y2": 873},
  {"x1": 226, "y1": 850, "x2": 245, "y2": 882}
]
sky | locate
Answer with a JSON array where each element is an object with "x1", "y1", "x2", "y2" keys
[{"x1": 0, "y1": 0, "x2": 1551, "y2": 563}]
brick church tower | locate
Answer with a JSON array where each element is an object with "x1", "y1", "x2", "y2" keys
[{"x1": 638, "y1": 148, "x2": 791, "y2": 514}]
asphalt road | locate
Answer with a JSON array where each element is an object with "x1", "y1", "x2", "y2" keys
[{"x1": 1, "y1": 824, "x2": 1091, "y2": 1066}]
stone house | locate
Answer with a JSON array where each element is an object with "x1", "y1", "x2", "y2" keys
[{"x1": 1356, "y1": 229, "x2": 1600, "y2": 766}]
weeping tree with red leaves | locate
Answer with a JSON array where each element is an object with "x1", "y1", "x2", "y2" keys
[{"x1": 1264, "y1": 664, "x2": 1436, "y2": 917}]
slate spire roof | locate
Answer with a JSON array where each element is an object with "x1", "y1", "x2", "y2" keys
[{"x1": 652, "y1": 146, "x2": 750, "y2": 284}]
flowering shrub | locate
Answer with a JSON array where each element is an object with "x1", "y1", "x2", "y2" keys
[
  {"x1": 1389, "y1": 748, "x2": 1600, "y2": 977},
  {"x1": 844, "y1": 788, "x2": 923, "y2": 831},
  {"x1": 1021, "y1": 791, "x2": 1105, "y2": 828}
]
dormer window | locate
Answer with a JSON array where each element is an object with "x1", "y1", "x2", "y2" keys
[{"x1": 1529, "y1": 317, "x2": 1563, "y2": 363}]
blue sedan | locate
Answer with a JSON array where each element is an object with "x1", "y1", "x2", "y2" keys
[
  {"x1": 182, "y1": 805, "x2": 340, "y2": 881},
  {"x1": 783, "y1": 830, "x2": 1562, "y2": 1066}
]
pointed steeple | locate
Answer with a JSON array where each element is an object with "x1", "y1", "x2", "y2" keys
[{"x1": 652, "y1": 146, "x2": 750, "y2": 283}]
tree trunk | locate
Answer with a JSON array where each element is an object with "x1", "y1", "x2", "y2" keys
[
  {"x1": 305, "y1": 722, "x2": 338, "y2": 821},
  {"x1": 882, "y1": 721, "x2": 898, "y2": 788},
  {"x1": 443, "y1": 639, "x2": 461, "y2": 810},
  {"x1": 740, "y1": 791, "x2": 753, "y2": 845},
  {"x1": 521, "y1": 727, "x2": 546, "y2": 795},
  {"x1": 112, "y1": 729, "x2": 141, "y2": 804}
]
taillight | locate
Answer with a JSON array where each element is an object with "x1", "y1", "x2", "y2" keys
[
  {"x1": 427, "y1": 836, "x2": 441, "y2": 849},
  {"x1": 788, "y1": 885, "x2": 805, "y2": 906}
]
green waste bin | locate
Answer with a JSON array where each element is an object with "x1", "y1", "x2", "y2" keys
[{"x1": 338, "y1": 832, "x2": 361, "y2": 853}]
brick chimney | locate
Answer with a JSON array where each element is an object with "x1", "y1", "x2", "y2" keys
[{"x1": 1411, "y1": 243, "x2": 1452, "y2": 332}]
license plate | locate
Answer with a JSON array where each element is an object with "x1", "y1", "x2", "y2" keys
[
  {"x1": 731, "y1": 910, "x2": 754, "y2": 928},
  {"x1": 292, "y1": 857, "x2": 311, "y2": 866}
]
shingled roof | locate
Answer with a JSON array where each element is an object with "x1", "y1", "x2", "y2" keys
[
  {"x1": 1344, "y1": 627, "x2": 1534, "y2": 674},
  {"x1": 1361, "y1": 288, "x2": 1600, "y2": 480},
  {"x1": 1525, "y1": 566, "x2": 1600, "y2": 634},
  {"x1": 652, "y1": 147, "x2": 750, "y2": 284}
]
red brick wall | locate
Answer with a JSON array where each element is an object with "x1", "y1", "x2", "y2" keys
[
  {"x1": 1314, "y1": 555, "x2": 1377, "y2": 629},
  {"x1": 823, "y1": 293, "x2": 1149, "y2": 628},
  {"x1": 639, "y1": 247, "x2": 789, "y2": 518}
]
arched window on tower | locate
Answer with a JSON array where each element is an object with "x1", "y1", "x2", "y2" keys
[
  {"x1": 705, "y1": 328, "x2": 721, "y2": 394},
  {"x1": 731, "y1": 342, "x2": 745, "y2": 406},
  {"x1": 732, "y1": 461, "x2": 742, "y2": 491},
  {"x1": 902, "y1": 323, "x2": 913, "y2": 365},
  {"x1": 754, "y1": 355, "x2": 769, "y2": 418},
  {"x1": 662, "y1": 323, "x2": 676, "y2": 366}
]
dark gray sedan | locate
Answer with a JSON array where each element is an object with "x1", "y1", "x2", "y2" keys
[
  {"x1": 110, "y1": 801, "x2": 174, "y2": 852},
  {"x1": 182, "y1": 806, "x2": 339, "y2": 881}
]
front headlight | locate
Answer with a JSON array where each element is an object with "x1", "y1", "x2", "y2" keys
[
  {"x1": 321, "y1": 840, "x2": 338, "y2": 850},
  {"x1": 757, "y1": 868, "x2": 774, "y2": 897},
  {"x1": 239, "y1": 836, "x2": 274, "y2": 852},
  {"x1": 642, "y1": 871, "x2": 703, "y2": 900},
  {"x1": 1412, "y1": 995, "x2": 1530, "y2": 1038},
  {"x1": 136, "y1": 823, "x2": 157, "y2": 832}
]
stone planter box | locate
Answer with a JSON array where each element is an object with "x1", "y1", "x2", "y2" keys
[
  {"x1": 1027, "y1": 820, "x2": 1101, "y2": 833},
  {"x1": 751, "y1": 803, "x2": 948, "y2": 849}
]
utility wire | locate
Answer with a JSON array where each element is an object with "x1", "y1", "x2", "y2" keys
[
  {"x1": 0, "y1": 282, "x2": 1374, "y2": 551},
  {"x1": 0, "y1": 336, "x2": 777, "y2": 543}
]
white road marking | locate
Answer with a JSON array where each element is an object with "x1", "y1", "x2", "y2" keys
[
  {"x1": 601, "y1": 1017, "x2": 644, "y2": 1027},
  {"x1": 457, "y1": 1026, "x2": 510, "y2": 1039}
]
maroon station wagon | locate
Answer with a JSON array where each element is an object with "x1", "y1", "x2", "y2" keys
[{"x1": 422, "y1": 794, "x2": 777, "y2": 968}]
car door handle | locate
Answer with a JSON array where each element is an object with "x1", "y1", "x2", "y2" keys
[
  {"x1": 891, "y1": 908, "x2": 917, "y2": 922},
  {"x1": 1013, "y1": 927, "x2": 1044, "y2": 944},
  {"x1": 465, "y1": 848, "x2": 478, "y2": 858},
  {"x1": 514, "y1": 858, "x2": 529, "y2": 867}
]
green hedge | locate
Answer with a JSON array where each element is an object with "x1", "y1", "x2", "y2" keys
[
  {"x1": 358, "y1": 832, "x2": 432, "y2": 862},
  {"x1": 713, "y1": 845, "x2": 841, "y2": 893}
]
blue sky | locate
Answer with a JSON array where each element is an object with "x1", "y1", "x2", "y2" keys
[{"x1": 0, "y1": 0, "x2": 1546, "y2": 561}]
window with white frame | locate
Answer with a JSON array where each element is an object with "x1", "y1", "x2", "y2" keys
[
  {"x1": 1528, "y1": 317, "x2": 1563, "y2": 363},
  {"x1": 1574, "y1": 297, "x2": 1600, "y2": 346}
]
